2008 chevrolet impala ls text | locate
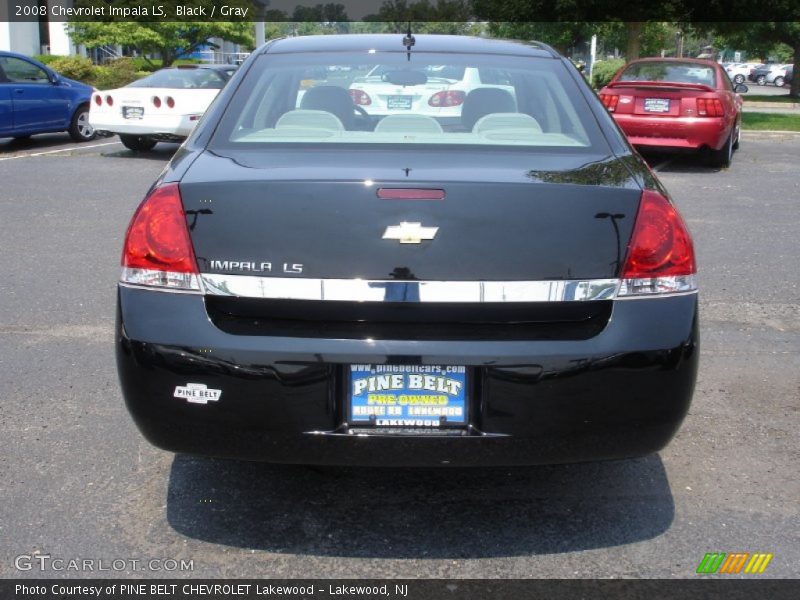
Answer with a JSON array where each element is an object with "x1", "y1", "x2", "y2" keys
[{"x1": 115, "y1": 34, "x2": 698, "y2": 467}]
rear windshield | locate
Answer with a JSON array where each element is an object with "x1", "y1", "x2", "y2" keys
[
  {"x1": 210, "y1": 51, "x2": 607, "y2": 150},
  {"x1": 128, "y1": 68, "x2": 229, "y2": 89},
  {"x1": 618, "y1": 62, "x2": 717, "y2": 87}
]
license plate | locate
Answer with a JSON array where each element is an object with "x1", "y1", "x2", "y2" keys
[
  {"x1": 644, "y1": 98, "x2": 670, "y2": 113},
  {"x1": 387, "y1": 95, "x2": 412, "y2": 110},
  {"x1": 349, "y1": 365, "x2": 468, "y2": 427},
  {"x1": 123, "y1": 106, "x2": 144, "y2": 119}
]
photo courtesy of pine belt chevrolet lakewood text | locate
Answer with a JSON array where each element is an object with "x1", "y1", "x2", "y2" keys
[{"x1": 116, "y1": 35, "x2": 698, "y2": 467}]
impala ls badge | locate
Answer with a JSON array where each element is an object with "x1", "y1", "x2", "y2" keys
[{"x1": 382, "y1": 222, "x2": 439, "y2": 244}]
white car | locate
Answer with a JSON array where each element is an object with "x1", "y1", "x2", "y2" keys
[
  {"x1": 774, "y1": 65, "x2": 793, "y2": 88},
  {"x1": 346, "y1": 64, "x2": 516, "y2": 123},
  {"x1": 725, "y1": 62, "x2": 760, "y2": 84},
  {"x1": 89, "y1": 64, "x2": 237, "y2": 151},
  {"x1": 765, "y1": 64, "x2": 793, "y2": 86}
]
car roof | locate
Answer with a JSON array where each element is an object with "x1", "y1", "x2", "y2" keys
[
  {"x1": 261, "y1": 34, "x2": 558, "y2": 58},
  {"x1": 0, "y1": 50, "x2": 44, "y2": 62}
]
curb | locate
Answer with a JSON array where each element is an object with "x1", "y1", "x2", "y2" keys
[
  {"x1": 741, "y1": 129, "x2": 800, "y2": 135},
  {"x1": 743, "y1": 101, "x2": 800, "y2": 109}
]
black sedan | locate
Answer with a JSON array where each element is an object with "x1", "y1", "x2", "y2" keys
[{"x1": 116, "y1": 35, "x2": 698, "y2": 467}]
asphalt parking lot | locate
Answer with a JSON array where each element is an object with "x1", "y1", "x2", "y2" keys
[{"x1": 0, "y1": 132, "x2": 798, "y2": 579}]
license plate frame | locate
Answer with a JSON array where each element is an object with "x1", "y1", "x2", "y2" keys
[
  {"x1": 123, "y1": 106, "x2": 144, "y2": 120},
  {"x1": 386, "y1": 95, "x2": 413, "y2": 110},
  {"x1": 644, "y1": 98, "x2": 670, "y2": 113},
  {"x1": 348, "y1": 365, "x2": 468, "y2": 429}
]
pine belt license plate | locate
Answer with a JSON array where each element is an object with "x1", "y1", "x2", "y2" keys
[
  {"x1": 387, "y1": 95, "x2": 413, "y2": 110},
  {"x1": 123, "y1": 106, "x2": 144, "y2": 119},
  {"x1": 644, "y1": 98, "x2": 670, "y2": 113},
  {"x1": 349, "y1": 365, "x2": 468, "y2": 428}
]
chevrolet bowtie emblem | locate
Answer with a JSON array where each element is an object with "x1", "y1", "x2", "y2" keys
[{"x1": 382, "y1": 222, "x2": 439, "y2": 244}]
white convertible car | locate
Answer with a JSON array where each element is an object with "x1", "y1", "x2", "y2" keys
[{"x1": 89, "y1": 64, "x2": 237, "y2": 151}]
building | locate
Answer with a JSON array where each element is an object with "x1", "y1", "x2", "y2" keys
[
  {"x1": 1, "y1": 1, "x2": 255, "y2": 62},
  {"x1": 1, "y1": 1, "x2": 78, "y2": 56}
]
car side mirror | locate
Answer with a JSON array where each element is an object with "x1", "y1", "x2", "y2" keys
[
  {"x1": 734, "y1": 83, "x2": 748, "y2": 93},
  {"x1": 48, "y1": 71, "x2": 61, "y2": 85}
]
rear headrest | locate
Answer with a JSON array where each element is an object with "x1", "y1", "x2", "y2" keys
[
  {"x1": 276, "y1": 109, "x2": 344, "y2": 132},
  {"x1": 461, "y1": 88, "x2": 516, "y2": 131},
  {"x1": 473, "y1": 113, "x2": 543, "y2": 136},
  {"x1": 374, "y1": 114, "x2": 444, "y2": 135},
  {"x1": 300, "y1": 85, "x2": 355, "y2": 129}
]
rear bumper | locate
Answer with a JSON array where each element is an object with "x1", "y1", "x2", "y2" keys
[
  {"x1": 116, "y1": 286, "x2": 698, "y2": 466},
  {"x1": 89, "y1": 113, "x2": 199, "y2": 138},
  {"x1": 612, "y1": 114, "x2": 730, "y2": 150}
]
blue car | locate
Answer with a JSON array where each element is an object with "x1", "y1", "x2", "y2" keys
[{"x1": 0, "y1": 51, "x2": 96, "y2": 142}]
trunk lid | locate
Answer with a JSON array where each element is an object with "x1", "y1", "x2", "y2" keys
[
  {"x1": 605, "y1": 82, "x2": 715, "y2": 117},
  {"x1": 179, "y1": 149, "x2": 641, "y2": 282}
]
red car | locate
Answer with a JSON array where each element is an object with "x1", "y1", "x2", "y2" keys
[{"x1": 599, "y1": 58, "x2": 746, "y2": 167}]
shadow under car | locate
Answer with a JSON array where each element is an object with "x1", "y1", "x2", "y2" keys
[{"x1": 166, "y1": 454, "x2": 675, "y2": 559}]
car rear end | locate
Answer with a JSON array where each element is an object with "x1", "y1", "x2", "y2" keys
[
  {"x1": 91, "y1": 88, "x2": 218, "y2": 139},
  {"x1": 349, "y1": 65, "x2": 475, "y2": 118},
  {"x1": 115, "y1": 36, "x2": 698, "y2": 466},
  {"x1": 600, "y1": 60, "x2": 735, "y2": 151},
  {"x1": 90, "y1": 67, "x2": 227, "y2": 140}
]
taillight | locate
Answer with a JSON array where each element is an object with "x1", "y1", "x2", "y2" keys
[
  {"x1": 599, "y1": 93, "x2": 619, "y2": 112},
  {"x1": 166, "y1": 96, "x2": 175, "y2": 108},
  {"x1": 618, "y1": 190, "x2": 697, "y2": 297},
  {"x1": 696, "y1": 98, "x2": 724, "y2": 117},
  {"x1": 120, "y1": 183, "x2": 200, "y2": 291},
  {"x1": 105, "y1": 95, "x2": 114, "y2": 106},
  {"x1": 428, "y1": 90, "x2": 465, "y2": 107},
  {"x1": 152, "y1": 96, "x2": 162, "y2": 108},
  {"x1": 94, "y1": 94, "x2": 102, "y2": 106},
  {"x1": 348, "y1": 89, "x2": 371, "y2": 105}
]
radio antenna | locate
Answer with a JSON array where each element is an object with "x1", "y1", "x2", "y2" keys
[{"x1": 403, "y1": 22, "x2": 415, "y2": 61}]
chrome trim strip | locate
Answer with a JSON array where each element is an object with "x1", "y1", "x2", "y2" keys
[
  {"x1": 304, "y1": 424, "x2": 508, "y2": 437},
  {"x1": 200, "y1": 274, "x2": 621, "y2": 303}
]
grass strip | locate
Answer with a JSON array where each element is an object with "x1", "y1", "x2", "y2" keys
[
  {"x1": 742, "y1": 94, "x2": 798, "y2": 104},
  {"x1": 741, "y1": 112, "x2": 800, "y2": 131}
]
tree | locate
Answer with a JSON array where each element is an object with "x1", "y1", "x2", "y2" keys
[
  {"x1": 290, "y1": 3, "x2": 351, "y2": 33},
  {"x1": 486, "y1": 22, "x2": 675, "y2": 61},
  {"x1": 67, "y1": 1, "x2": 256, "y2": 67},
  {"x1": 291, "y1": 3, "x2": 349, "y2": 23},
  {"x1": 487, "y1": 22, "x2": 594, "y2": 55},
  {"x1": 474, "y1": 0, "x2": 694, "y2": 60},
  {"x1": 600, "y1": 22, "x2": 677, "y2": 60},
  {"x1": 363, "y1": 0, "x2": 479, "y2": 35},
  {"x1": 67, "y1": 21, "x2": 254, "y2": 67}
]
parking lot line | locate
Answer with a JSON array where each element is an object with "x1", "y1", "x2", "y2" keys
[{"x1": 0, "y1": 140, "x2": 122, "y2": 162}]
